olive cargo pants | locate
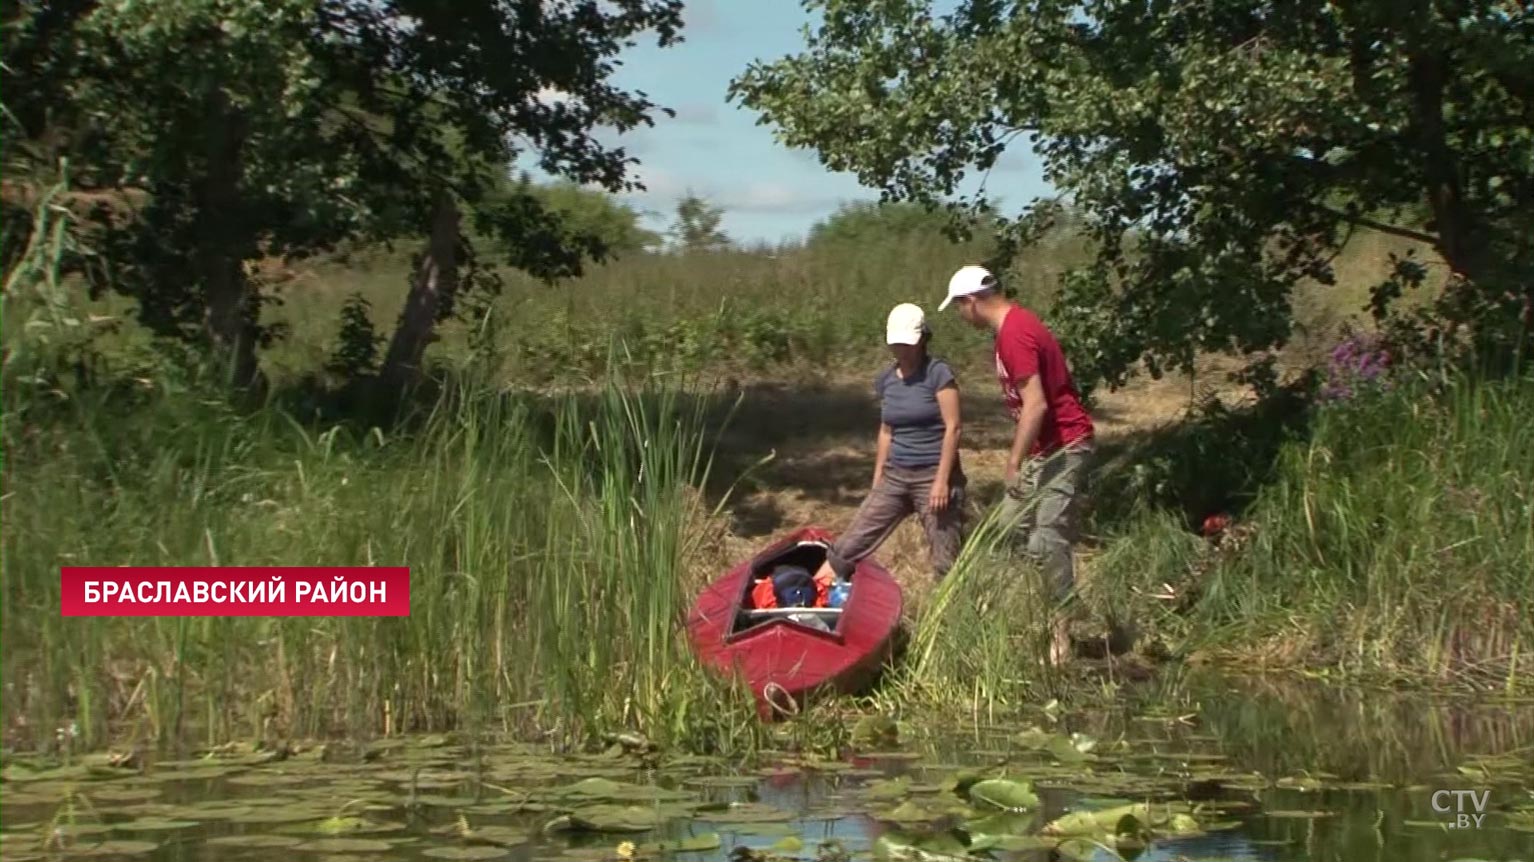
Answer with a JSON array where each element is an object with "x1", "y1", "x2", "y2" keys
[{"x1": 997, "y1": 440, "x2": 1094, "y2": 606}]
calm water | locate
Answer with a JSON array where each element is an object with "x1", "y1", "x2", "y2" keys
[{"x1": 3, "y1": 672, "x2": 1532, "y2": 862}]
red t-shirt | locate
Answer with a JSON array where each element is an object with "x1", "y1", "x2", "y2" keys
[{"x1": 994, "y1": 305, "x2": 1094, "y2": 456}]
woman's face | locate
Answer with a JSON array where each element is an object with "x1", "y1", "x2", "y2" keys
[{"x1": 890, "y1": 342, "x2": 924, "y2": 366}]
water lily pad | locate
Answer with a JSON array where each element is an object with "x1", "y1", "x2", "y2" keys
[
  {"x1": 294, "y1": 837, "x2": 398, "y2": 852},
  {"x1": 682, "y1": 776, "x2": 759, "y2": 789},
  {"x1": 112, "y1": 818, "x2": 200, "y2": 832},
  {"x1": 206, "y1": 835, "x2": 306, "y2": 848},
  {"x1": 292, "y1": 816, "x2": 408, "y2": 836},
  {"x1": 861, "y1": 777, "x2": 912, "y2": 801},
  {"x1": 543, "y1": 778, "x2": 692, "y2": 804},
  {"x1": 851, "y1": 715, "x2": 899, "y2": 748},
  {"x1": 771, "y1": 836, "x2": 806, "y2": 853},
  {"x1": 69, "y1": 840, "x2": 161, "y2": 857},
  {"x1": 465, "y1": 802, "x2": 551, "y2": 816},
  {"x1": 1333, "y1": 781, "x2": 1395, "y2": 791},
  {"x1": 142, "y1": 768, "x2": 238, "y2": 782},
  {"x1": 422, "y1": 848, "x2": 511, "y2": 860},
  {"x1": 874, "y1": 829, "x2": 976, "y2": 861},
  {"x1": 52, "y1": 824, "x2": 116, "y2": 839},
  {"x1": 1042, "y1": 804, "x2": 1153, "y2": 837},
  {"x1": 87, "y1": 787, "x2": 163, "y2": 803},
  {"x1": 225, "y1": 806, "x2": 331, "y2": 824},
  {"x1": 871, "y1": 798, "x2": 969, "y2": 828},
  {"x1": 542, "y1": 805, "x2": 667, "y2": 834},
  {"x1": 1276, "y1": 776, "x2": 1325, "y2": 791},
  {"x1": 1157, "y1": 813, "x2": 1204, "y2": 836},
  {"x1": 409, "y1": 795, "x2": 481, "y2": 809},
  {"x1": 967, "y1": 779, "x2": 1039, "y2": 811}
]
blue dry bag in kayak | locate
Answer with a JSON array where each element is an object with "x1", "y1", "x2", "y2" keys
[
  {"x1": 770, "y1": 565, "x2": 817, "y2": 608},
  {"x1": 828, "y1": 580, "x2": 851, "y2": 609}
]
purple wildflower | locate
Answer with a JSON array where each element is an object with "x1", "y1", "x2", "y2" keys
[{"x1": 1318, "y1": 332, "x2": 1393, "y2": 404}]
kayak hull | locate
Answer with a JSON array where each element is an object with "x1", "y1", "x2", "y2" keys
[{"x1": 684, "y1": 526, "x2": 903, "y2": 720}]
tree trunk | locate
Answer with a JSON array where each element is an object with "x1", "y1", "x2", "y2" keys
[
  {"x1": 195, "y1": 89, "x2": 263, "y2": 394},
  {"x1": 378, "y1": 189, "x2": 460, "y2": 397},
  {"x1": 1406, "y1": 44, "x2": 1487, "y2": 283}
]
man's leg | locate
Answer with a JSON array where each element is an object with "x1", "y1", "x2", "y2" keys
[
  {"x1": 823, "y1": 468, "x2": 917, "y2": 580},
  {"x1": 914, "y1": 467, "x2": 968, "y2": 581},
  {"x1": 1028, "y1": 442, "x2": 1094, "y2": 662},
  {"x1": 996, "y1": 457, "x2": 1041, "y2": 550}
]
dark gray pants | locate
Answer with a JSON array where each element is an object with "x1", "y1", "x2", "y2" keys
[{"x1": 827, "y1": 463, "x2": 967, "y2": 581}]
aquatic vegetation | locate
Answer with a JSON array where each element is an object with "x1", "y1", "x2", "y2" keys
[{"x1": 0, "y1": 701, "x2": 1528, "y2": 862}]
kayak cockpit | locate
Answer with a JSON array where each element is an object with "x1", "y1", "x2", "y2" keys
[{"x1": 727, "y1": 539, "x2": 847, "y2": 640}]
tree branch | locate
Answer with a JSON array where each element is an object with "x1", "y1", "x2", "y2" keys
[{"x1": 1313, "y1": 204, "x2": 1440, "y2": 247}]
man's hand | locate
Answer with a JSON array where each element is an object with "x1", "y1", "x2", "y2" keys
[
  {"x1": 1008, "y1": 375, "x2": 1047, "y2": 487},
  {"x1": 928, "y1": 478, "x2": 950, "y2": 513}
]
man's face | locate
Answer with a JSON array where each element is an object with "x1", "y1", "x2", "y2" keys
[{"x1": 956, "y1": 297, "x2": 984, "y2": 329}]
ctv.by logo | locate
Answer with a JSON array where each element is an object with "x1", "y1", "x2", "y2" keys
[{"x1": 1432, "y1": 789, "x2": 1490, "y2": 829}]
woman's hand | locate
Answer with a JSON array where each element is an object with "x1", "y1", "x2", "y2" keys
[{"x1": 928, "y1": 478, "x2": 950, "y2": 513}]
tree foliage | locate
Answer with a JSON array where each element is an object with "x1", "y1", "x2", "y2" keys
[
  {"x1": 730, "y1": 0, "x2": 1534, "y2": 393},
  {"x1": 2, "y1": 0, "x2": 685, "y2": 391},
  {"x1": 806, "y1": 200, "x2": 954, "y2": 247},
  {"x1": 670, "y1": 193, "x2": 730, "y2": 252},
  {"x1": 514, "y1": 178, "x2": 662, "y2": 259}
]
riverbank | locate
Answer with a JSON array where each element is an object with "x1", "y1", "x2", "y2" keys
[{"x1": 4, "y1": 348, "x2": 1529, "y2": 757}]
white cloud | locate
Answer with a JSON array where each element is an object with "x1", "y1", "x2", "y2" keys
[
  {"x1": 716, "y1": 181, "x2": 842, "y2": 215},
  {"x1": 626, "y1": 165, "x2": 690, "y2": 198}
]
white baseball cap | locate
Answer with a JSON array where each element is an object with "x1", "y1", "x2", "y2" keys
[
  {"x1": 939, "y1": 264, "x2": 998, "y2": 310},
  {"x1": 885, "y1": 303, "x2": 929, "y2": 346}
]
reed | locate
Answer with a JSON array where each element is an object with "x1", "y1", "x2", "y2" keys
[
  {"x1": 1089, "y1": 364, "x2": 1534, "y2": 690},
  {"x1": 0, "y1": 360, "x2": 765, "y2": 754}
]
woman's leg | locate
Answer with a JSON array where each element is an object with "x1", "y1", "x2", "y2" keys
[
  {"x1": 822, "y1": 468, "x2": 917, "y2": 580},
  {"x1": 916, "y1": 466, "x2": 967, "y2": 580}
]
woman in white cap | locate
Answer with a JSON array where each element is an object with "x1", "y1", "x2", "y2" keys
[{"x1": 813, "y1": 302, "x2": 966, "y2": 594}]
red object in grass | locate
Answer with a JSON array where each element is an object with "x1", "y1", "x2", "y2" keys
[
  {"x1": 685, "y1": 526, "x2": 903, "y2": 721},
  {"x1": 1202, "y1": 513, "x2": 1232, "y2": 537}
]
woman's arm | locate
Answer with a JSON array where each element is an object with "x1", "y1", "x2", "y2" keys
[
  {"x1": 930, "y1": 383, "x2": 961, "y2": 512},
  {"x1": 873, "y1": 422, "x2": 892, "y2": 488}
]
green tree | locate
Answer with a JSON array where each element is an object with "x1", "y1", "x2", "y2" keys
[
  {"x1": 670, "y1": 193, "x2": 730, "y2": 251},
  {"x1": 515, "y1": 178, "x2": 662, "y2": 258},
  {"x1": 806, "y1": 200, "x2": 955, "y2": 247},
  {"x1": 730, "y1": 0, "x2": 1534, "y2": 392},
  {"x1": 2, "y1": 0, "x2": 685, "y2": 395}
]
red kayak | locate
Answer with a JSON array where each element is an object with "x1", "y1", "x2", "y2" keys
[{"x1": 685, "y1": 526, "x2": 903, "y2": 719}]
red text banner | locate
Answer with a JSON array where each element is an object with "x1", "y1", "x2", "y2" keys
[{"x1": 59, "y1": 567, "x2": 410, "y2": 617}]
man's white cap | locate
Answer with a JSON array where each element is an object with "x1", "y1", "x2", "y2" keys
[
  {"x1": 885, "y1": 302, "x2": 929, "y2": 346},
  {"x1": 939, "y1": 264, "x2": 998, "y2": 311}
]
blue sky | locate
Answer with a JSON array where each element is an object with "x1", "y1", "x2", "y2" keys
[{"x1": 519, "y1": 1, "x2": 1052, "y2": 247}]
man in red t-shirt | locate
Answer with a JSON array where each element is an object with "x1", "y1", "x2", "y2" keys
[{"x1": 940, "y1": 265, "x2": 1095, "y2": 665}]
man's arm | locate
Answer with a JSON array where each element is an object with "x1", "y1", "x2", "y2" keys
[{"x1": 1006, "y1": 375, "x2": 1047, "y2": 484}]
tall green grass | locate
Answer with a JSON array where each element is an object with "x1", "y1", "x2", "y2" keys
[
  {"x1": 1087, "y1": 368, "x2": 1534, "y2": 690},
  {"x1": 0, "y1": 369, "x2": 765, "y2": 755}
]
